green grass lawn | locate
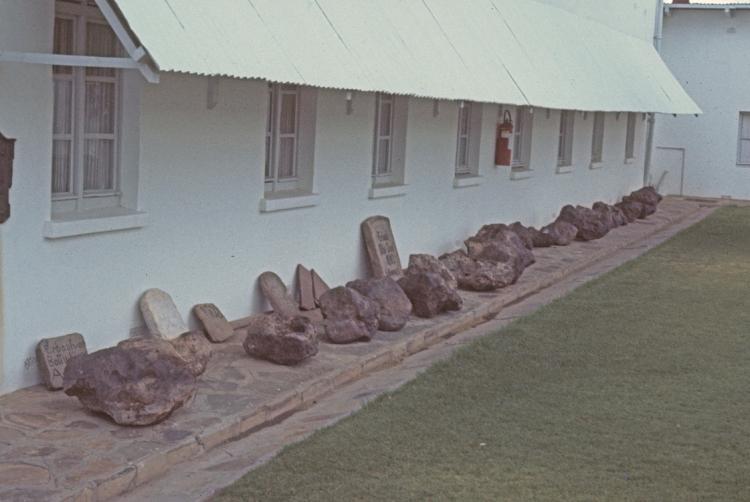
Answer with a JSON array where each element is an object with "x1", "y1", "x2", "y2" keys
[{"x1": 216, "y1": 207, "x2": 750, "y2": 501}]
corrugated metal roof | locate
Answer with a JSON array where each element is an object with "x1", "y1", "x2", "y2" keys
[{"x1": 112, "y1": 0, "x2": 701, "y2": 114}]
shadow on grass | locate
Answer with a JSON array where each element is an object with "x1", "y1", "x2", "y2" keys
[{"x1": 216, "y1": 207, "x2": 750, "y2": 502}]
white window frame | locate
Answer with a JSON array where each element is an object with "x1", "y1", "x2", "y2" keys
[
  {"x1": 557, "y1": 110, "x2": 575, "y2": 167},
  {"x1": 625, "y1": 112, "x2": 637, "y2": 162},
  {"x1": 373, "y1": 93, "x2": 395, "y2": 181},
  {"x1": 737, "y1": 112, "x2": 750, "y2": 166},
  {"x1": 591, "y1": 111, "x2": 605, "y2": 165},
  {"x1": 52, "y1": 0, "x2": 122, "y2": 213},
  {"x1": 265, "y1": 83, "x2": 301, "y2": 191},
  {"x1": 512, "y1": 106, "x2": 533, "y2": 171},
  {"x1": 455, "y1": 102, "x2": 472, "y2": 175}
]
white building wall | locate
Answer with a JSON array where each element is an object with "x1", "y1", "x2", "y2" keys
[
  {"x1": 655, "y1": 9, "x2": 750, "y2": 199},
  {"x1": 0, "y1": 3, "x2": 648, "y2": 394}
]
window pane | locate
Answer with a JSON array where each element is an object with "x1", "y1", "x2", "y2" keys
[
  {"x1": 86, "y1": 22, "x2": 119, "y2": 77},
  {"x1": 458, "y1": 137, "x2": 468, "y2": 168},
  {"x1": 85, "y1": 82, "x2": 116, "y2": 134},
  {"x1": 278, "y1": 137, "x2": 296, "y2": 179},
  {"x1": 53, "y1": 17, "x2": 74, "y2": 74},
  {"x1": 379, "y1": 100, "x2": 392, "y2": 137},
  {"x1": 741, "y1": 113, "x2": 750, "y2": 139},
  {"x1": 740, "y1": 139, "x2": 750, "y2": 164},
  {"x1": 53, "y1": 79, "x2": 73, "y2": 135},
  {"x1": 52, "y1": 141, "x2": 72, "y2": 194},
  {"x1": 279, "y1": 93, "x2": 297, "y2": 135},
  {"x1": 377, "y1": 139, "x2": 391, "y2": 175},
  {"x1": 460, "y1": 105, "x2": 471, "y2": 135},
  {"x1": 83, "y1": 139, "x2": 115, "y2": 191},
  {"x1": 265, "y1": 136, "x2": 273, "y2": 179}
]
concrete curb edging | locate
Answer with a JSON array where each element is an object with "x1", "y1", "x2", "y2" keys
[{"x1": 63, "y1": 201, "x2": 705, "y2": 502}]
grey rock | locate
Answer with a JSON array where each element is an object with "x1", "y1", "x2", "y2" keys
[{"x1": 167, "y1": 331, "x2": 212, "y2": 377}]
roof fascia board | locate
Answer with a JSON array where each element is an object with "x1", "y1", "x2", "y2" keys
[{"x1": 94, "y1": 0, "x2": 159, "y2": 83}]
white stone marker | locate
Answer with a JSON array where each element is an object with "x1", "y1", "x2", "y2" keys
[{"x1": 139, "y1": 288, "x2": 188, "y2": 339}]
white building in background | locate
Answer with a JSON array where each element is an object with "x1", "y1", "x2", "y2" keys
[
  {"x1": 654, "y1": 2, "x2": 750, "y2": 199},
  {"x1": 0, "y1": 0, "x2": 697, "y2": 394}
]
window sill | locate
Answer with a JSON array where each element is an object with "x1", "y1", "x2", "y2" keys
[
  {"x1": 453, "y1": 175, "x2": 484, "y2": 189},
  {"x1": 369, "y1": 184, "x2": 409, "y2": 200},
  {"x1": 589, "y1": 162, "x2": 604, "y2": 170},
  {"x1": 260, "y1": 192, "x2": 320, "y2": 213},
  {"x1": 510, "y1": 168, "x2": 534, "y2": 181},
  {"x1": 44, "y1": 207, "x2": 148, "y2": 240},
  {"x1": 624, "y1": 158, "x2": 636, "y2": 165},
  {"x1": 556, "y1": 164, "x2": 574, "y2": 174}
]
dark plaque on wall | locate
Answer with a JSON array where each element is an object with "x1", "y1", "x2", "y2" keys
[{"x1": 0, "y1": 132, "x2": 15, "y2": 224}]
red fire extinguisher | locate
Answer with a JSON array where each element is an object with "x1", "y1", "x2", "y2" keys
[{"x1": 495, "y1": 110, "x2": 514, "y2": 166}]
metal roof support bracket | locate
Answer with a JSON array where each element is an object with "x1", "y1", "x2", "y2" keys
[
  {"x1": 346, "y1": 91, "x2": 354, "y2": 115},
  {"x1": 94, "y1": 0, "x2": 159, "y2": 84},
  {"x1": 207, "y1": 77, "x2": 220, "y2": 110}
]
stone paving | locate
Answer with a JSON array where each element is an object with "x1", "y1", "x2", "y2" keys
[{"x1": 0, "y1": 198, "x2": 715, "y2": 502}]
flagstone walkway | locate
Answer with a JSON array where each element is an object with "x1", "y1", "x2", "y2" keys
[{"x1": 0, "y1": 197, "x2": 718, "y2": 502}]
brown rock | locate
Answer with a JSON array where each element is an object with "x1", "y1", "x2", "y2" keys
[
  {"x1": 169, "y1": 331, "x2": 212, "y2": 377},
  {"x1": 556, "y1": 205, "x2": 610, "y2": 241},
  {"x1": 593, "y1": 202, "x2": 628, "y2": 227},
  {"x1": 63, "y1": 337, "x2": 196, "y2": 426},
  {"x1": 539, "y1": 220, "x2": 579, "y2": 246},
  {"x1": 397, "y1": 271, "x2": 463, "y2": 319},
  {"x1": 615, "y1": 200, "x2": 643, "y2": 222},
  {"x1": 439, "y1": 250, "x2": 518, "y2": 291},
  {"x1": 508, "y1": 222, "x2": 534, "y2": 250},
  {"x1": 319, "y1": 287, "x2": 379, "y2": 343},
  {"x1": 403, "y1": 254, "x2": 458, "y2": 289},
  {"x1": 243, "y1": 314, "x2": 318, "y2": 365},
  {"x1": 193, "y1": 304, "x2": 234, "y2": 343},
  {"x1": 465, "y1": 224, "x2": 535, "y2": 275},
  {"x1": 346, "y1": 277, "x2": 412, "y2": 331},
  {"x1": 629, "y1": 186, "x2": 662, "y2": 207}
]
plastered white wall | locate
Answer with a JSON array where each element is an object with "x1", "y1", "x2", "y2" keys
[
  {"x1": 0, "y1": 3, "x2": 647, "y2": 394},
  {"x1": 655, "y1": 9, "x2": 750, "y2": 200}
]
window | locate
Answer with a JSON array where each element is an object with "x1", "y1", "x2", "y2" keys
[
  {"x1": 455, "y1": 102, "x2": 472, "y2": 175},
  {"x1": 454, "y1": 101, "x2": 483, "y2": 179},
  {"x1": 557, "y1": 110, "x2": 575, "y2": 167},
  {"x1": 373, "y1": 93, "x2": 395, "y2": 179},
  {"x1": 512, "y1": 106, "x2": 533, "y2": 171},
  {"x1": 625, "y1": 112, "x2": 637, "y2": 162},
  {"x1": 266, "y1": 84, "x2": 300, "y2": 184},
  {"x1": 591, "y1": 112, "x2": 605, "y2": 165},
  {"x1": 371, "y1": 93, "x2": 408, "y2": 190},
  {"x1": 738, "y1": 113, "x2": 750, "y2": 165},
  {"x1": 265, "y1": 84, "x2": 317, "y2": 196},
  {"x1": 52, "y1": 1, "x2": 123, "y2": 209}
]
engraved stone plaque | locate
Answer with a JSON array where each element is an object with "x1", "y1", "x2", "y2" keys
[
  {"x1": 361, "y1": 216, "x2": 403, "y2": 279},
  {"x1": 193, "y1": 303, "x2": 234, "y2": 343},
  {"x1": 139, "y1": 288, "x2": 188, "y2": 339},
  {"x1": 36, "y1": 333, "x2": 87, "y2": 390}
]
